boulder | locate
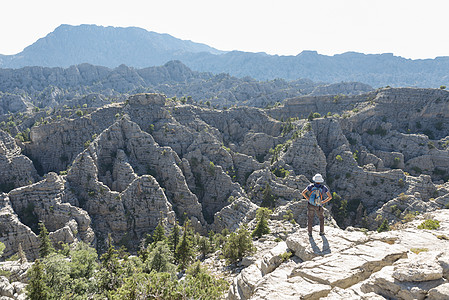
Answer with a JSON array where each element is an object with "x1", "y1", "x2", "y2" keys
[
  {"x1": 427, "y1": 283, "x2": 449, "y2": 300},
  {"x1": 361, "y1": 266, "x2": 445, "y2": 300},
  {"x1": 0, "y1": 277, "x2": 13, "y2": 298},
  {"x1": 392, "y1": 251, "x2": 443, "y2": 282},
  {"x1": 290, "y1": 240, "x2": 407, "y2": 289}
]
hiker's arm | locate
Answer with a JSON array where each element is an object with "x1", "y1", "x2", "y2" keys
[
  {"x1": 322, "y1": 191, "x2": 332, "y2": 204},
  {"x1": 301, "y1": 188, "x2": 309, "y2": 200}
]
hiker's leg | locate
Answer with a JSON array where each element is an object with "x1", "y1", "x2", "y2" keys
[
  {"x1": 318, "y1": 206, "x2": 324, "y2": 233},
  {"x1": 307, "y1": 203, "x2": 314, "y2": 234}
]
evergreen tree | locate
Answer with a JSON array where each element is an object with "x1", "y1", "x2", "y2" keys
[
  {"x1": 26, "y1": 259, "x2": 50, "y2": 300},
  {"x1": 176, "y1": 221, "x2": 194, "y2": 269},
  {"x1": 198, "y1": 236, "x2": 211, "y2": 259},
  {"x1": 377, "y1": 219, "x2": 390, "y2": 233},
  {"x1": 97, "y1": 234, "x2": 123, "y2": 293},
  {"x1": 252, "y1": 207, "x2": 271, "y2": 238},
  {"x1": 261, "y1": 182, "x2": 275, "y2": 208},
  {"x1": 69, "y1": 242, "x2": 98, "y2": 297},
  {"x1": 152, "y1": 220, "x2": 167, "y2": 245},
  {"x1": 38, "y1": 222, "x2": 54, "y2": 258},
  {"x1": 148, "y1": 242, "x2": 175, "y2": 273},
  {"x1": 223, "y1": 225, "x2": 255, "y2": 264},
  {"x1": 18, "y1": 242, "x2": 27, "y2": 264},
  {"x1": 0, "y1": 241, "x2": 5, "y2": 258},
  {"x1": 168, "y1": 222, "x2": 180, "y2": 256},
  {"x1": 42, "y1": 253, "x2": 71, "y2": 299}
]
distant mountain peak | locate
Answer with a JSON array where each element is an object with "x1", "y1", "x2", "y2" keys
[
  {"x1": 1, "y1": 24, "x2": 224, "y2": 69},
  {"x1": 1, "y1": 24, "x2": 449, "y2": 88}
]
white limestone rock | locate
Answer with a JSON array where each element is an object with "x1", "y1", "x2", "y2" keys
[
  {"x1": 0, "y1": 276, "x2": 13, "y2": 298},
  {"x1": 286, "y1": 226, "x2": 369, "y2": 261},
  {"x1": 427, "y1": 283, "x2": 449, "y2": 300},
  {"x1": 290, "y1": 240, "x2": 407, "y2": 289},
  {"x1": 361, "y1": 266, "x2": 446, "y2": 300},
  {"x1": 392, "y1": 251, "x2": 443, "y2": 282}
]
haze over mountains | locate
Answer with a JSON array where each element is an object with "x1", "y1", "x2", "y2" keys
[{"x1": 1, "y1": 24, "x2": 449, "y2": 88}]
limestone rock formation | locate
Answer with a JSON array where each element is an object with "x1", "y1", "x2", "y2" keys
[
  {"x1": 0, "y1": 83, "x2": 448, "y2": 299},
  {"x1": 227, "y1": 209, "x2": 449, "y2": 300},
  {"x1": 0, "y1": 130, "x2": 38, "y2": 193},
  {"x1": 0, "y1": 93, "x2": 34, "y2": 115},
  {"x1": 309, "y1": 82, "x2": 373, "y2": 96},
  {"x1": 1, "y1": 172, "x2": 94, "y2": 260}
]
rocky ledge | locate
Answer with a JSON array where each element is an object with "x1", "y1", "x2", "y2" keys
[{"x1": 227, "y1": 209, "x2": 449, "y2": 300}]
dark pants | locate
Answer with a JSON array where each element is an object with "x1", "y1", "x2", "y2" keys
[{"x1": 308, "y1": 203, "x2": 324, "y2": 234}]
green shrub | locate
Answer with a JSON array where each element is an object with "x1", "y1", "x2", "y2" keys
[
  {"x1": 403, "y1": 212, "x2": 418, "y2": 223},
  {"x1": 279, "y1": 251, "x2": 292, "y2": 262},
  {"x1": 252, "y1": 208, "x2": 271, "y2": 238},
  {"x1": 377, "y1": 219, "x2": 390, "y2": 233},
  {"x1": 392, "y1": 157, "x2": 401, "y2": 168},
  {"x1": 282, "y1": 209, "x2": 295, "y2": 224},
  {"x1": 207, "y1": 161, "x2": 215, "y2": 175},
  {"x1": 410, "y1": 247, "x2": 429, "y2": 254},
  {"x1": 272, "y1": 167, "x2": 290, "y2": 178},
  {"x1": 417, "y1": 219, "x2": 440, "y2": 230},
  {"x1": 335, "y1": 155, "x2": 343, "y2": 162},
  {"x1": 223, "y1": 225, "x2": 255, "y2": 263}
]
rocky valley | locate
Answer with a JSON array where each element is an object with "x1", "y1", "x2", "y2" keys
[{"x1": 0, "y1": 84, "x2": 448, "y2": 299}]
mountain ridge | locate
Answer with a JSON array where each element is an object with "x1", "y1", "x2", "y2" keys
[{"x1": 1, "y1": 24, "x2": 449, "y2": 88}]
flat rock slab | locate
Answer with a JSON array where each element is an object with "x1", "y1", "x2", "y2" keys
[
  {"x1": 290, "y1": 240, "x2": 407, "y2": 289},
  {"x1": 392, "y1": 251, "x2": 443, "y2": 282},
  {"x1": 286, "y1": 226, "x2": 369, "y2": 261},
  {"x1": 361, "y1": 266, "x2": 446, "y2": 300},
  {"x1": 251, "y1": 261, "x2": 331, "y2": 300},
  {"x1": 321, "y1": 287, "x2": 386, "y2": 300}
]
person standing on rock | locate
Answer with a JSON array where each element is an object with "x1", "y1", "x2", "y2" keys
[{"x1": 301, "y1": 173, "x2": 332, "y2": 236}]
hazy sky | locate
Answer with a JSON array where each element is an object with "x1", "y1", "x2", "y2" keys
[{"x1": 1, "y1": 0, "x2": 448, "y2": 59}]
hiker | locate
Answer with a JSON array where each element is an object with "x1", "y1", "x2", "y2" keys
[{"x1": 301, "y1": 173, "x2": 332, "y2": 236}]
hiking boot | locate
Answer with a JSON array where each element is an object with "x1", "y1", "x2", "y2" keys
[{"x1": 319, "y1": 232, "x2": 325, "y2": 236}]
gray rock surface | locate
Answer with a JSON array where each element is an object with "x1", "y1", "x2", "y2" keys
[
  {"x1": 0, "y1": 130, "x2": 37, "y2": 193},
  {"x1": 427, "y1": 283, "x2": 449, "y2": 300},
  {"x1": 392, "y1": 251, "x2": 444, "y2": 283}
]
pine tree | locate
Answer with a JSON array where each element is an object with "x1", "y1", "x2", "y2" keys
[
  {"x1": 168, "y1": 222, "x2": 180, "y2": 258},
  {"x1": 261, "y1": 183, "x2": 275, "y2": 208},
  {"x1": 223, "y1": 225, "x2": 255, "y2": 264},
  {"x1": 152, "y1": 220, "x2": 167, "y2": 244},
  {"x1": 149, "y1": 242, "x2": 175, "y2": 273},
  {"x1": 198, "y1": 236, "x2": 211, "y2": 259},
  {"x1": 26, "y1": 259, "x2": 50, "y2": 300},
  {"x1": 252, "y1": 208, "x2": 271, "y2": 238},
  {"x1": 18, "y1": 243, "x2": 27, "y2": 264},
  {"x1": 38, "y1": 222, "x2": 54, "y2": 258},
  {"x1": 0, "y1": 242, "x2": 5, "y2": 258},
  {"x1": 176, "y1": 221, "x2": 193, "y2": 269}
]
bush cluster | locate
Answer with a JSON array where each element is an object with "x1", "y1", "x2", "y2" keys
[{"x1": 26, "y1": 222, "x2": 235, "y2": 299}]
